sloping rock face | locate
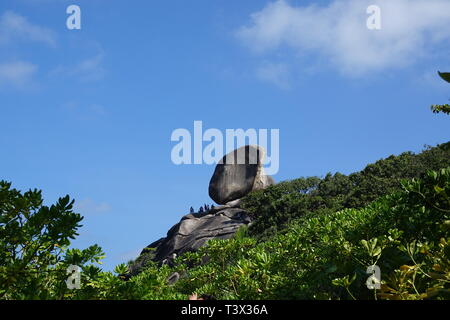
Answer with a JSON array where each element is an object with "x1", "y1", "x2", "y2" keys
[
  {"x1": 209, "y1": 145, "x2": 274, "y2": 205},
  {"x1": 129, "y1": 145, "x2": 274, "y2": 277},
  {"x1": 129, "y1": 206, "x2": 252, "y2": 275}
]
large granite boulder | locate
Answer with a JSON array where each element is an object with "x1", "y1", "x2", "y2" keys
[
  {"x1": 129, "y1": 145, "x2": 275, "y2": 277},
  {"x1": 129, "y1": 206, "x2": 252, "y2": 275},
  {"x1": 208, "y1": 145, "x2": 274, "y2": 205}
]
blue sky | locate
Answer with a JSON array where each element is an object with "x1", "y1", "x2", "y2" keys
[{"x1": 1, "y1": 0, "x2": 449, "y2": 271}]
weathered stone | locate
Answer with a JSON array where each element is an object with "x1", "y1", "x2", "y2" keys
[
  {"x1": 167, "y1": 272, "x2": 180, "y2": 285},
  {"x1": 129, "y1": 146, "x2": 275, "y2": 278},
  {"x1": 208, "y1": 145, "x2": 274, "y2": 205},
  {"x1": 225, "y1": 198, "x2": 242, "y2": 207},
  {"x1": 129, "y1": 207, "x2": 252, "y2": 275}
]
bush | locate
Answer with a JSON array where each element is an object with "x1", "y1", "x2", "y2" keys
[
  {"x1": 2, "y1": 143, "x2": 449, "y2": 300},
  {"x1": 242, "y1": 142, "x2": 450, "y2": 239},
  {"x1": 0, "y1": 182, "x2": 104, "y2": 299},
  {"x1": 169, "y1": 167, "x2": 450, "y2": 300}
]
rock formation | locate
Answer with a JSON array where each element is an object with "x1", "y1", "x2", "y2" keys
[
  {"x1": 209, "y1": 145, "x2": 274, "y2": 205},
  {"x1": 129, "y1": 145, "x2": 274, "y2": 276}
]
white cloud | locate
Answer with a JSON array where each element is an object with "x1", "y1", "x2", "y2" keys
[
  {"x1": 237, "y1": 0, "x2": 450, "y2": 77},
  {"x1": 256, "y1": 62, "x2": 291, "y2": 89},
  {"x1": 0, "y1": 11, "x2": 56, "y2": 47},
  {"x1": 0, "y1": 61, "x2": 38, "y2": 88},
  {"x1": 73, "y1": 53, "x2": 105, "y2": 81},
  {"x1": 75, "y1": 198, "x2": 111, "y2": 215},
  {"x1": 51, "y1": 51, "x2": 106, "y2": 82}
]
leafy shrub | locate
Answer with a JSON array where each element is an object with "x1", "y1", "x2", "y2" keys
[
  {"x1": 0, "y1": 182, "x2": 104, "y2": 299},
  {"x1": 431, "y1": 104, "x2": 450, "y2": 115},
  {"x1": 0, "y1": 181, "x2": 185, "y2": 300},
  {"x1": 169, "y1": 167, "x2": 450, "y2": 300},
  {"x1": 1, "y1": 144, "x2": 449, "y2": 300},
  {"x1": 242, "y1": 142, "x2": 450, "y2": 239}
]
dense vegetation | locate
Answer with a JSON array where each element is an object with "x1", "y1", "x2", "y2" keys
[
  {"x1": 1, "y1": 141, "x2": 449, "y2": 300},
  {"x1": 174, "y1": 167, "x2": 450, "y2": 299},
  {"x1": 242, "y1": 142, "x2": 450, "y2": 239}
]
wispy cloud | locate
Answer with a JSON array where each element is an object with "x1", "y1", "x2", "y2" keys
[
  {"x1": 256, "y1": 62, "x2": 291, "y2": 89},
  {"x1": 0, "y1": 11, "x2": 56, "y2": 47},
  {"x1": 0, "y1": 11, "x2": 57, "y2": 90},
  {"x1": 51, "y1": 51, "x2": 106, "y2": 82},
  {"x1": 70, "y1": 52, "x2": 105, "y2": 81},
  {"x1": 237, "y1": 0, "x2": 450, "y2": 77},
  {"x1": 62, "y1": 101, "x2": 108, "y2": 119},
  {"x1": 0, "y1": 61, "x2": 38, "y2": 89},
  {"x1": 75, "y1": 198, "x2": 111, "y2": 215}
]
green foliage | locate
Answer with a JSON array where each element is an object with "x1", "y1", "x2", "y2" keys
[
  {"x1": 438, "y1": 71, "x2": 450, "y2": 83},
  {"x1": 431, "y1": 72, "x2": 450, "y2": 114},
  {"x1": 242, "y1": 143, "x2": 450, "y2": 239},
  {"x1": 1, "y1": 143, "x2": 449, "y2": 300},
  {"x1": 431, "y1": 104, "x2": 450, "y2": 115},
  {"x1": 0, "y1": 182, "x2": 104, "y2": 299},
  {"x1": 241, "y1": 177, "x2": 323, "y2": 238},
  {"x1": 167, "y1": 167, "x2": 450, "y2": 300}
]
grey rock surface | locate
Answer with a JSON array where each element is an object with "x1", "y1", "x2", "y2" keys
[
  {"x1": 208, "y1": 145, "x2": 274, "y2": 205},
  {"x1": 129, "y1": 145, "x2": 274, "y2": 277},
  {"x1": 167, "y1": 272, "x2": 180, "y2": 285},
  {"x1": 129, "y1": 207, "x2": 252, "y2": 275}
]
